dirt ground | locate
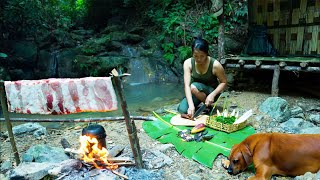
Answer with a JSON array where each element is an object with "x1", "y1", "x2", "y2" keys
[{"x1": 0, "y1": 89, "x2": 319, "y2": 179}]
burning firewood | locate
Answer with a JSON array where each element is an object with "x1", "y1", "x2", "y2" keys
[{"x1": 64, "y1": 148, "x2": 133, "y2": 163}]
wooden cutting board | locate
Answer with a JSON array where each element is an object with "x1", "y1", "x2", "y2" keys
[{"x1": 170, "y1": 114, "x2": 208, "y2": 126}]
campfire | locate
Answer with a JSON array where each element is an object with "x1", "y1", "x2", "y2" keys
[
  {"x1": 63, "y1": 124, "x2": 134, "y2": 179},
  {"x1": 78, "y1": 135, "x2": 118, "y2": 170}
]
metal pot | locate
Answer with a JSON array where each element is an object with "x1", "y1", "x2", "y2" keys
[{"x1": 82, "y1": 124, "x2": 107, "y2": 150}]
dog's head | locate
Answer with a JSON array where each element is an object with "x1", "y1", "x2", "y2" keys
[{"x1": 227, "y1": 143, "x2": 253, "y2": 175}]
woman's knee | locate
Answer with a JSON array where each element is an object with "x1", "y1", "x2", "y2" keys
[
  {"x1": 177, "y1": 98, "x2": 188, "y2": 114},
  {"x1": 177, "y1": 105, "x2": 187, "y2": 114},
  {"x1": 190, "y1": 84, "x2": 200, "y2": 94}
]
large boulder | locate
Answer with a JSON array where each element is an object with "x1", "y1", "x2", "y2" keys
[
  {"x1": 259, "y1": 97, "x2": 291, "y2": 123},
  {"x1": 22, "y1": 144, "x2": 69, "y2": 163}
]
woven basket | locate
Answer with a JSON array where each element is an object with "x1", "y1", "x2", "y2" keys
[{"x1": 205, "y1": 116, "x2": 247, "y2": 133}]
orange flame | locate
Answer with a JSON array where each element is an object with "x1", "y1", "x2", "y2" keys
[{"x1": 78, "y1": 135, "x2": 118, "y2": 170}]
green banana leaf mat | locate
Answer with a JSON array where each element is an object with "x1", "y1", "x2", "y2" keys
[{"x1": 142, "y1": 112, "x2": 256, "y2": 168}]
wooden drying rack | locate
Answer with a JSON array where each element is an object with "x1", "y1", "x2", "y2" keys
[{"x1": 0, "y1": 69, "x2": 145, "y2": 168}]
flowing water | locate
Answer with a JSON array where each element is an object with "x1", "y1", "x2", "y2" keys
[{"x1": 0, "y1": 83, "x2": 184, "y2": 130}]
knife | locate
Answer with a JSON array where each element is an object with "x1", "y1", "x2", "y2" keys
[{"x1": 193, "y1": 103, "x2": 207, "y2": 118}]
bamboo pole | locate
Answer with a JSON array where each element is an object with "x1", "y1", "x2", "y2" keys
[
  {"x1": 0, "y1": 116, "x2": 157, "y2": 122},
  {"x1": 111, "y1": 69, "x2": 143, "y2": 168},
  {"x1": 225, "y1": 64, "x2": 320, "y2": 72},
  {"x1": 0, "y1": 81, "x2": 20, "y2": 165}
]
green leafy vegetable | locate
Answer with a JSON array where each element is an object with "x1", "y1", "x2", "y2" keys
[{"x1": 215, "y1": 116, "x2": 236, "y2": 124}]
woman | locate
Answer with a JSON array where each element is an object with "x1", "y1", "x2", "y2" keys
[{"x1": 178, "y1": 37, "x2": 227, "y2": 117}]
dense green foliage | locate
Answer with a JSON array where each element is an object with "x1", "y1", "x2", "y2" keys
[
  {"x1": 3, "y1": 0, "x2": 89, "y2": 39},
  {"x1": 1, "y1": 0, "x2": 248, "y2": 65},
  {"x1": 145, "y1": 0, "x2": 247, "y2": 63}
]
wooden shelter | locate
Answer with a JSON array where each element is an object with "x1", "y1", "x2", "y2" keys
[{"x1": 219, "y1": 0, "x2": 320, "y2": 96}]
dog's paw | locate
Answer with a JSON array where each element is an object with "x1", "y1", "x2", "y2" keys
[{"x1": 221, "y1": 159, "x2": 230, "y2": 169}]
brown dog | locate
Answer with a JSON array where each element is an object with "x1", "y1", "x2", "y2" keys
[{"x1": 222, "y1": 133, "x2": 320, "y2": 180}]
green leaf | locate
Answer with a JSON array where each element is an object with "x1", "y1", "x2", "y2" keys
[
  {"x1": 143, "y1": 113, "x2": 255, "y2": 168},
  {"x1": 0, "y1": 53, "x2": 8, "y2": 58}
]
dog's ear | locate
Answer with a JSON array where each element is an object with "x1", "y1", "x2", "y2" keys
[
  {"x1": 240, "y1": 144, "x2": 253, "y2": 167},
  {"x1": 229, "y1": 144, "x2": 238, "y2": 159}
]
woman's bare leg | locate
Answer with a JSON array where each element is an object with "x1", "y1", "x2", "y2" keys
[{"x1": 191, "y1": 84, "x2": 206, "y2": 103}]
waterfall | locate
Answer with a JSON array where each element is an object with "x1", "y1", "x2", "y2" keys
[
  {"x1": 50, "y1": 51, "x2": 59, "y2": 78},
  {"x1": 126, "y1": 58, "x2": 150, "y2": 86},
  {"x1": 122, "y1": 46, "x2": 150, "y2": 85}
]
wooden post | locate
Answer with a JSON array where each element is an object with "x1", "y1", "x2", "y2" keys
[
  {"x1": 272, "y1": 65, "x2": 280, "y2": 96},
  {"x1": 0, "y1": 81, "x2": 20, "y2": 165},
  {"x1": 111, "y1": 70, "x2": 143, "y2": 168}
]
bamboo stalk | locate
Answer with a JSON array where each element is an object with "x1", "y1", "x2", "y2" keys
[
  {"x1": 0, "y1": 81, "x2": 20, "y2": 165},
  {"x1": 225, "y1": 64, "x2": 320, "y2": 72},
  {"x1": 111, "y1": 69, "x2": 143, "y2": 169},
  {"x1": 0, "y1": 116, "x2": 156, "y2": 122}
]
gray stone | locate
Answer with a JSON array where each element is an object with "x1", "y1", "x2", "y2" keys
[
  {"x1": 254, "y1": 115, "x2": 265, "y2": 122},
  {"x1": 259, "y1": 97, "x2": 291, "y2": 123},
  {"x1": 308, "y1": 114, "x2": 320, "y2": 125},
  {"x1": 316, "y1": 170, "x2": 320, "y2": 180},
  {"x1": 154, "y1": 144, "x2": 174, "y2": 152},
  {"x1": 22, "y1": 144, "x2": 69, "y2": 163},
  {"x1": 9, "y1": 162, "x2": 56, "y2": 180},
  {"x1": 280, "y1": 118, "x2": 303, "y2": 129},
  {"x1": 300, "y1": 121, "x2": 316, "y2": 129},
  {"x1": 174, "y1": 170, "x2": 185, "y2": 180},
  {"x1": 143, "y1": 150, "x2": 173, "y2": 169},
  {"x1": 124, "y1": 167, "x2": 164, "y2": 179},
  {"x1": 186, "y1": 173, "x2": 202, "y2": 180},
  {"x1": 89, "y1": 169, "x2": 117, "y2": 180},
  {"x1": 290, "y1": 106, "x2": 304, "y2": 118},
  {"x1": 299, "y1": 127, "x2": 320, "y2": 134},
  {"x1": 294, "y1": 171, "x2": 316, "y2": 180},
  {"x1": 0, "y1": 173, "x2": 7, "y2": 180},
  {"x1": 0, "y1": 160, "x2": 12, "y2": 173},
  {"x1": 6, "y1": 123, "x2": 47, "y2": 138}
]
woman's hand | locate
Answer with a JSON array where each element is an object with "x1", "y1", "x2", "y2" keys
[
  {"x1": 187, "y1": 105, "x2": 195, "y2": 117},
  {"x1": 205, "y1": 93, "x2": 216, "y2": 106}
]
